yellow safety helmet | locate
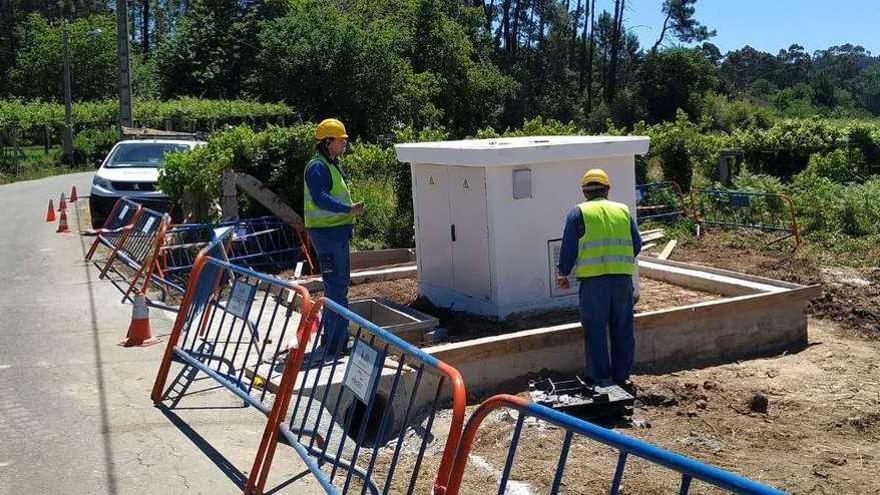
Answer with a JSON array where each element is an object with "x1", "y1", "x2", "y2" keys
[
  {"x1": 582, "y1": 168, "x2": 611, "y2": 188},
  {"x1": 315, "y1": 118, "x2": 348, "y2": 140}
]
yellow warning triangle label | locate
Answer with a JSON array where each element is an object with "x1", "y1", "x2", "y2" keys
[
  {"x1": 463, "y1": 178, "x2": 470, "y2": 189},
  {"x1": 428, "y1": 175, "x2": 435, "y2": 185}
]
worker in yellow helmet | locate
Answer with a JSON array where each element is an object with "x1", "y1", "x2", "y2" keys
[
  {"x1": 303, "y1": 118, "x2": 364, "y2": 360},
  {"x1": 555, "y1": 168, "x2": 642, "y2": 388}
]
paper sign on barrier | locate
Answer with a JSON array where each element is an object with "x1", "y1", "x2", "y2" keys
[
  {"x1": 343, "y1": 339, "x2": 381, "y2": 404},
  {"x1": 142, "y1": 216, "x2": 156, "y2": 233},
  {"x1": 119, "y1": 205, "x2": 129, "y2": 220},
  {"x1": 227, "y1": 279, "x2": 257, "y2": 319}
]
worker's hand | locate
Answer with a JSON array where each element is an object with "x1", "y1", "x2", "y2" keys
[
  {"x1": 556, "y1": 275, "x2": 570, "y2": 290},
  {"x1": 351, "y1": 202, "x2": 365, "y2": 216}
]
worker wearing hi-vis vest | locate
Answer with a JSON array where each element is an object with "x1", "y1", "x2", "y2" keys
[
  {"x1": 304, "y1": 118, "x2": 364, "y2": 357},
  {"x1": 556, "y1": 168, "x2": 642, "y2": 387}
]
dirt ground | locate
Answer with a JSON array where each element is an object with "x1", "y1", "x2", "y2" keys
[
  {"x1": 666, "y1": 230, "x2": 880, "y2": 339},
  {"x1": 343, "y1": 276, "x2": 720, "y2": 343},
  {"x1": 381, "y1": 318, "x2": 879, "y2": 494},
  {"x1": 345, "y1": 232, "x2": 880, "y2": 493}
]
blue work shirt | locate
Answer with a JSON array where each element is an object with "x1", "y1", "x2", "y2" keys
[
  {"x1": 557, "y1": 202, "x2": 642, "y2": 277},
  {"x1": 305, "y1": 155, "x2": 353, "y2": 239}
]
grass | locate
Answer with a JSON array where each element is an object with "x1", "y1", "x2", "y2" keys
[
  {"x1": 0, "y1": 145, "x2": 93, "y2": 185},
  {"x1": 650, "y1": 217, "x2": 880, "y2": 270}
]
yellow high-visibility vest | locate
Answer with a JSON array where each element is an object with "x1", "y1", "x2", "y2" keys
[
  {"x1": 303, "y1": 154, "x2": 354, "y2": 229},
  {"x1": 575, "y1": 199, "x2": 635, "y2": 278}
]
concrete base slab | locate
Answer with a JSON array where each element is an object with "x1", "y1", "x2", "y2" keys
[{"x1": 423, "y1": 258, "x2": 821, "y2": 394}]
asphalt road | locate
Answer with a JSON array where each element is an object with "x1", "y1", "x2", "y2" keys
[{"x1": 0, "y1": 173, "x2": 319, "y2": 494}]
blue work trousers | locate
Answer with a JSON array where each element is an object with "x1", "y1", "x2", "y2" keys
[
  {"x1": 578, "y1": 274, "x2": 635, "y2": 384},
  {"x1": 308, "y1": 227, "x2": 351, "y2": 354}
]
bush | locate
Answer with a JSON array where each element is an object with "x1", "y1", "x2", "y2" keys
[
  {"x1": 731, "y1": 170, "x2": 787, "y2": 194},
  {"x1": 734, "y1": 119, "x2": 850, "y2": 177},
  {"x1": 804, "y1": 149, "x2": 862, "y2": 184},
  {"x1": 73, "y1": 126, "x2": 118, "y2": 166},
  {"x1": 837, "y1": 179, "x2": 880, "y2": 236},
  {"x1": 341, "y1": 142, "x2": 409, "y2": 248},
  {"x1": 647, "y1": 111, "x2": 721, "y2": 190},
  {"x1": 0, "y1": 98, "x2": 294, "y2": 136}
]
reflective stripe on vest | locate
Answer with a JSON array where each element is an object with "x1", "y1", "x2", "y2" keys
[
  {"x1": 578, "y1": 238, "x2": 633, "y2": 250},
  {"x1": 575, "y1": 199, "x2": 635, "y2": 278},
  {"x1": 577, "y1": 254, "x2": 636, "y2": 266},
  {"x1": 303, "y1": 154, "x2": 354, "y2": 228}
]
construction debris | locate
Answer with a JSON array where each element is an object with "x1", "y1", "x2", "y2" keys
[
  {"x1": 658, "y1": 240, "x2": 678, "y2": 260},
  {"x1": 528, "y1": 375, "x2": 635, "y2": 421},
  {"x1": 641, "y1": 229, "x2": 666, "y2": 244}
]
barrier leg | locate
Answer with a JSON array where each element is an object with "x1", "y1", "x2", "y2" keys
[
  {"x1": 246, "y1": 302, "x2": 321, "y2": 495},
  {"x1": 151, "y1": 257, "x2": 208, "y2": 404},
  {"x1": 85, "y1": 236, "x2": 101, "y2": 261}
]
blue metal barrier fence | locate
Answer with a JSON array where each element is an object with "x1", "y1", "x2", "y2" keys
[
  {"x1": 691, "y1": 188, "x2": 800, "y2": 245},
  {"x1": 247, "y1": 297, "x2": 467, "y2": 495},
  {"x1": 151, "y1": 228, "x2": 318, "y2": 489},
  {"x1": 159, "y1": 216, "x2": 304, "y2": 296},
  {"x1": 444, "y1": 394, "x2": 785, "y2": 495},
  {"x1": 635, "y1": 181, "x2": 687, "y2": 224},
  {"x1": 85, "y1": 197, "x2": 142, "y2": 261}
]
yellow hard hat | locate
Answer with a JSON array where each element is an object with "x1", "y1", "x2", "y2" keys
[
  {"x1": 315, "y1": 118, "x2": 348, "y2": 140},
  {"x1": 582, "y1": 168, "x2": 611, "y2": 187}
]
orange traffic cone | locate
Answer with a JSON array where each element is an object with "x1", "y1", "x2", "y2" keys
[
  {"x1": 58, "y1": 192, "x2": 67, "y2": 212},
  {"x1": 120, "y1": 290, "x2": 160, "y2": 347},
  {"x1": 56, "y1": 208, "x2": 70, "y2": 233},
  {"x1": 46, "y1": 199, "x2": 56, "y2": 222},
  {"x1": 69, "y1": 186, "x2": 78, "y2": 202}
]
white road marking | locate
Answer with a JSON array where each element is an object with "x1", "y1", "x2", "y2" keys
[
  {"x1": 468, "y1": 454, "x2": 533, "y2": 495},
  {"x1": 0, "y1": 364, "x2": 10, "y2": 370}
]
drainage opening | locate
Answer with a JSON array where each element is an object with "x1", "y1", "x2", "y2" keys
[{"x1": 344, "y1": 394, "x2": 393, "y2": 447}]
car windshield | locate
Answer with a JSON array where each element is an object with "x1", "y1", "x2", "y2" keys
[{"x1": 105, "y1": 143, "x2": 190, "y2": 168}]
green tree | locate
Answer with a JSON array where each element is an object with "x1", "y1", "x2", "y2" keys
[
  {"x1": 719, "y1": 46, "x2": 780, "y2": 95},
  {"x1": 155, "y1": 0, "x2": 258, "y2": 99},
  {"x1": 8, "y1": 14, "x2": 118, "y2": 102},
  {"x1": 637, "y1": 47, "x2": 715, "y2": 123},
  {"x1": 249, "y1": 1, "x2": 430, "y2": 139},
  {"x1": 408, "y1": 0, "x2": 514, "y2": 135},
  {"x1": 775, "y1": 44, "x2": 811, "y2": 88},
  {"x1": 856, "y1": 64, "x2": 880, "y2": 115},
  {"x1": 650, "y1": 0, "x2": 715, "y2": 54}
]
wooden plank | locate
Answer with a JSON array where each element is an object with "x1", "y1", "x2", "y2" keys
[
  {"x1": 220, "y1": 169, "x2": 239, "y2": 221},
  {"x1": 234, "y1": 172, "x2": 305, "y2": 233},
  {"x1": 641, "y1": 242, "x2": 657, "y2": 251},
  {"x1": 640, "y1": 259, "x2": 785, "y2": 296},
  {"x1": 658, "y1": 240, "x2": 677, "y2": 260},
  {"x1": 350, "y1": 248, "x2": 415, "y2": 270},
  {"x1": 642, "y1": 232, "x2": 665, "y2": 243},
  {"x1": 427, "y1": 285, "x2": 820, "y2": 367},
  {"x1": 296, "y1": 264, "x2": 417, "y2": 292},
  {"x1": 640, "y1": 228, "x2": 664, "y2": 236},
  {"x1": 643, "y1": 257, "x2": 807, "y2": 290}
]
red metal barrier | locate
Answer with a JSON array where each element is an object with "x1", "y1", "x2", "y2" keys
[
  {"x1": 85, "y1": 197, "x2": 142, "y2": 261},
  {"x1": 246, "y1": 296, "x2": 467, "y2": 495}
]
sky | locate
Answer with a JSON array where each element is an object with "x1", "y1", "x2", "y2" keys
[{"x1": 621, "y1": 0, "x2": 880, "y2": 56}]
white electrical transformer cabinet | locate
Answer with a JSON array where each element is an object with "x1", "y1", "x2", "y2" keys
[{"x1": 394, "y1": 135, "x2": 651, "y2": 319}]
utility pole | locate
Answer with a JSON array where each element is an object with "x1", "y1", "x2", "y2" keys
[
  {"x1": 62, "y1": 25, "x2": 74, "y2": 165},
  {"x1": 116, "y1": 0, "x2": 133, "y2": 129}
]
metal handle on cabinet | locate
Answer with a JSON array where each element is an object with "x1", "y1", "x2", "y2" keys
[{"x1": 451, "y1": 224, "x2": 456, "y2": 242}]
